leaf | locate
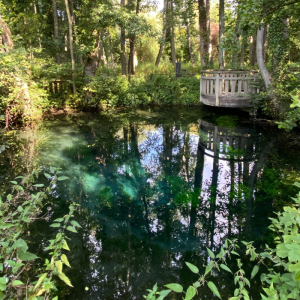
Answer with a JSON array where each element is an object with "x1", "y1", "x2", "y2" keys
[
  {"x1": 61, "y1": 254, "x2": 71, "y2": 268},
  {"x1": 0, "y1": 223, "x2": 15, "y2": 229},
  {"x1": 12, "y1": 280, "x2": 24, "y2": 286},
  {"x1": 0, "y1": 277, "x2": 8, "y2": 291},
  {"x1": 17, "y1": 250, "x2": 39, "y2": 261},
  {"x1": 70, "y1": 220, "x2": 81, "y2": 228},
  {"x1": 57, "y1": 176, "x2": 69, "y2": 181},
  {"x1": 207, "y1": 281, "x2": 221, "y2": 299},
  {"x1": 0, "y1": 264, "x2": 2, "y2": 272},
  {"x1": 157, "y1": 290, "x2": 171, "y2": 300},
  {"x1": 58, "y1": 272, "x2": 73, "y2": 287},
  {"x1": 12, "y1": 239, "x2": 28, "y2": 252},
  {"x1": 185, "y1": 286, "x2": 196, "y2": 300},
  {"x1": 53, "y1": 218, "x2": 64, "y2": 222},
  {"x1": 220, "y1": 264, "x2": 232, "y2": 273},
  {"x1": 62, "y1": 239, "x2": 70, "y2": 251},
  {"x1": 205, "y1": 260, "x2": 214, "y2": 275},
  {"x1": 207, "y1": 247, "x2": 215, "y2": 259},
  {"x1": 50, "y1": 223, "x2": 61, "y2": 228},
  {"x1": 164, "y1": 283, "x2": 183, "y2": 293},
  {"x1": 10, "y1": 181, "x2": 17, "y2": 184},
  {"x1": 185, "y1": 262, "x2": 199, "y2": 274},
  {"x1": 67, "y1": 226, "x2": 77, "y2": 233},
  {"x1": 44, "y1": 172, "x2": 52, "y2": 179},
  {"x1": 231, "y1": 251, "x2": 239, "y2": 256},
  {"x1": 294, "y1": 182, "x2": 300, "y2": 188},
  {"x1": 12, "y1": 263, "x2": 24, "y2": 274},
  {"x1": 55, "y1": 260, "x2": 63, "y2": 273},
  {"x1": 251, "y1": 265, "x2": 259, "y2": 279},
  {"x1": 33, "y1": 184, "x2": 44, "y2": 187}
]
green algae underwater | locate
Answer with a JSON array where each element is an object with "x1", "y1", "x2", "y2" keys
[{"x1": 1, "y1": 106, "x2": 300, "y2": 299}]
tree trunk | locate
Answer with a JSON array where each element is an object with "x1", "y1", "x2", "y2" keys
[
  {"x1": 0, "y1": 16, "x2": 13, "y2": 51},
  {"x1": 199, "y1": 0, "x2": 208, "y2": 68},
  {"x1": 128, "y1": 0, "x2": 140, "y2": 75},
  {"x1": 256, "y1": 26, "x2": 272, "y2": 90},
  {"x1": 240, "y1": 35, "x2": 245, "y2": 67},
  {"x1": 170, "y1": 0, "x2": 176, "y2": 66},
  {"x1": 120, "y1": 0, "x2": 127, "y2": 75},
  {"x1": 107, "y1": 29, "x2": 116, "y2": 71},
  {"x1": 98, "y1": 32, "x2": 105, "y2": 67},
  {"x1": 186, "y1": 0, "x2": 195, "y2": 66},
  {"x1": 249, "y1": 35, "x2": 256, "y2": 66},
  {"x1": 170, "y1": 25, "x2": 176, "y2": 66},
  {"x1": 232, "y1": 9, "x2": 240, "y2": 66},
  {"x1": 34, "y1": 2, "x2": 42, "y2": 49},
  {"x1": 219, "y1": 0, "x2": 224, "y2": 69},
  {"x1": 64, "y1": 0, "x2": 76, "y2": 94},
  {"x1": 52, "y1": 0, "x2": 60, "y2": 64},
  {"x1": 206, "y1": 0, "x2": 213, "y2": 67},
  {"x1": 155, "y1": 0, "x2": 168, "y2": 67}
]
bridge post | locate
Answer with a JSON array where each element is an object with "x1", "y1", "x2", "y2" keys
[{"x1": 215, "y1": 73, "x2": 219, "y2": 106}]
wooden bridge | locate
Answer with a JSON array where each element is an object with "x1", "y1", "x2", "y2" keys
[{"x1": 200, "y1": 70, "x2": 259, "y2": 108}]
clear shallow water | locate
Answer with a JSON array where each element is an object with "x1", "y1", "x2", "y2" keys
[{"x1": 1, "y1": 107, "x2": 300, "y2": 299}]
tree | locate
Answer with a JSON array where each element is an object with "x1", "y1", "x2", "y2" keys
[
  {"x1": 198, "y1": 0, "x2": 209, "y2": 67},
  {"x1": 219, "y1": 0, "x2": 224, "y2": 69},
  {"x1": 64, "y1": 0, "x2": 76, "y2": 94},
  {"x1": 52, "y1": 0, "x2": 60, "y2": 64}
]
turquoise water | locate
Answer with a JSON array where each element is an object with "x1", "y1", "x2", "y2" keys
[{"x1": 1, "y1": 107, "x2": 300, "y2": 299}]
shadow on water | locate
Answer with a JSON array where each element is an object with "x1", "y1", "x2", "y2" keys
[{"x1": 1, "y1": 107, "x2": 300, "y2": 299}]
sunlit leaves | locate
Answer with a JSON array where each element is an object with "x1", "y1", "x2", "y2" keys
[
  {"x1": 164, "y1": 284, "x2": 183, "y2": 293},
  {"x1": 185, "y1": 262, "x2": 199, "y2": 274},
  {"x1": 207, "y1": 281, "x2": 221, "y2": 299}
]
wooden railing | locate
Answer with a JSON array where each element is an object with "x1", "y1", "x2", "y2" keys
[
  {"x1": 199, "y1": 120, "x2": 263, "y2": 161},
  {"x1": 45, "y1": 80, "x2": 68, "y2": 94},
  {"x1": 200, "y1": 70, "x2": 259, "y2": 108}
]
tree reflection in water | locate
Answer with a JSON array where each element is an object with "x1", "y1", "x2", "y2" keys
[{"x1": 2, "y1": 110, "x2": 299, "y2": 299}]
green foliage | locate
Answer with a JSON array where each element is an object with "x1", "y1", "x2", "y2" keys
[
  {"x1": 0, "y1": 48, "x2": 50, "y2": 126},
  {"x1": 0, "y1": 167, "x2": 81, "y2": 299},
  {"x1": 82, "y1": 73, "x2": 201, "y2": 108},
  {"x1": 144, "y1": 183, "x2": 300, "y2": 299}
]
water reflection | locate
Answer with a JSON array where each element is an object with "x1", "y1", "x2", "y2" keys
[{"x1": 1, "y1": 109, "x2": 299, "y2": 300}]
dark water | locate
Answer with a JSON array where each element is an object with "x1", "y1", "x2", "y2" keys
[{"x1": 1, "y1": 107, "x2": 300, "y2": 299}]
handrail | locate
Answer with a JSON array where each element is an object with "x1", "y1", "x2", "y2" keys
[{"x1": 200, "y1": 70, "x2": 259, "y2": 107}]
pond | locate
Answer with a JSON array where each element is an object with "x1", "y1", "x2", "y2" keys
[{"x1": 1, "y1": 106, "x2": 300, "y2": 299}]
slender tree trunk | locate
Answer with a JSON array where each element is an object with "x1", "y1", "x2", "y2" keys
[
  {"x1": 34, "y1": 2, "x2": 42, "y2": 49},
  {"x1": 249, "y1": 35, "x2": 256, "y2": 66},
  {"x1": 107, "y1": 29, "x2": 116, "y2": 71},
  {"x1": 98, "y1": 32, "x2": 105, "y2": 67},
  {"x1": 199, "y1": 0, "x2": 208, "y2": 68},
  {"x1": 120, "y1": 0, "x2": 127, "y2": 75},
  {"x1": 206, "y1": 0, "x2": 213, "y2": 67},
  {"x1": 232, "y1": 9, "x2": 240, "y2": 67},
  {"x1": 240, "y1": 35, "x2": 245, "y2": 67},
  {"x1": 52, "y1": 0, "x2": 60, "y2": 64},
  {"x1": 170, "y1": 25, "x2": 176, "y2": 66},
  {"x1": 219, "y1": 0, "x2": 224, "y2": 69},
  {"x1": 155, "y1": 0, "x2": 168, "y2": 67},
  {"x1": 256, "y1": 26, "x2": 272, "y2": 90},
  {"x1": 186, "y1": 0, "x2": 195, "y2": 66},
  {"x1": 170, "y1": 0, "x2": 176, "y2": 66},
  {"x1": 128, "y1": 0, "x2": 140, "y2": 74},
  {"x1": 64, "y1": 0, "x2": 76, "y2": 94}
]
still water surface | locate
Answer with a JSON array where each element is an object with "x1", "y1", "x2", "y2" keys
[{"x1": 1, "y1": 107, "x2": 300, "y2": 299}]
